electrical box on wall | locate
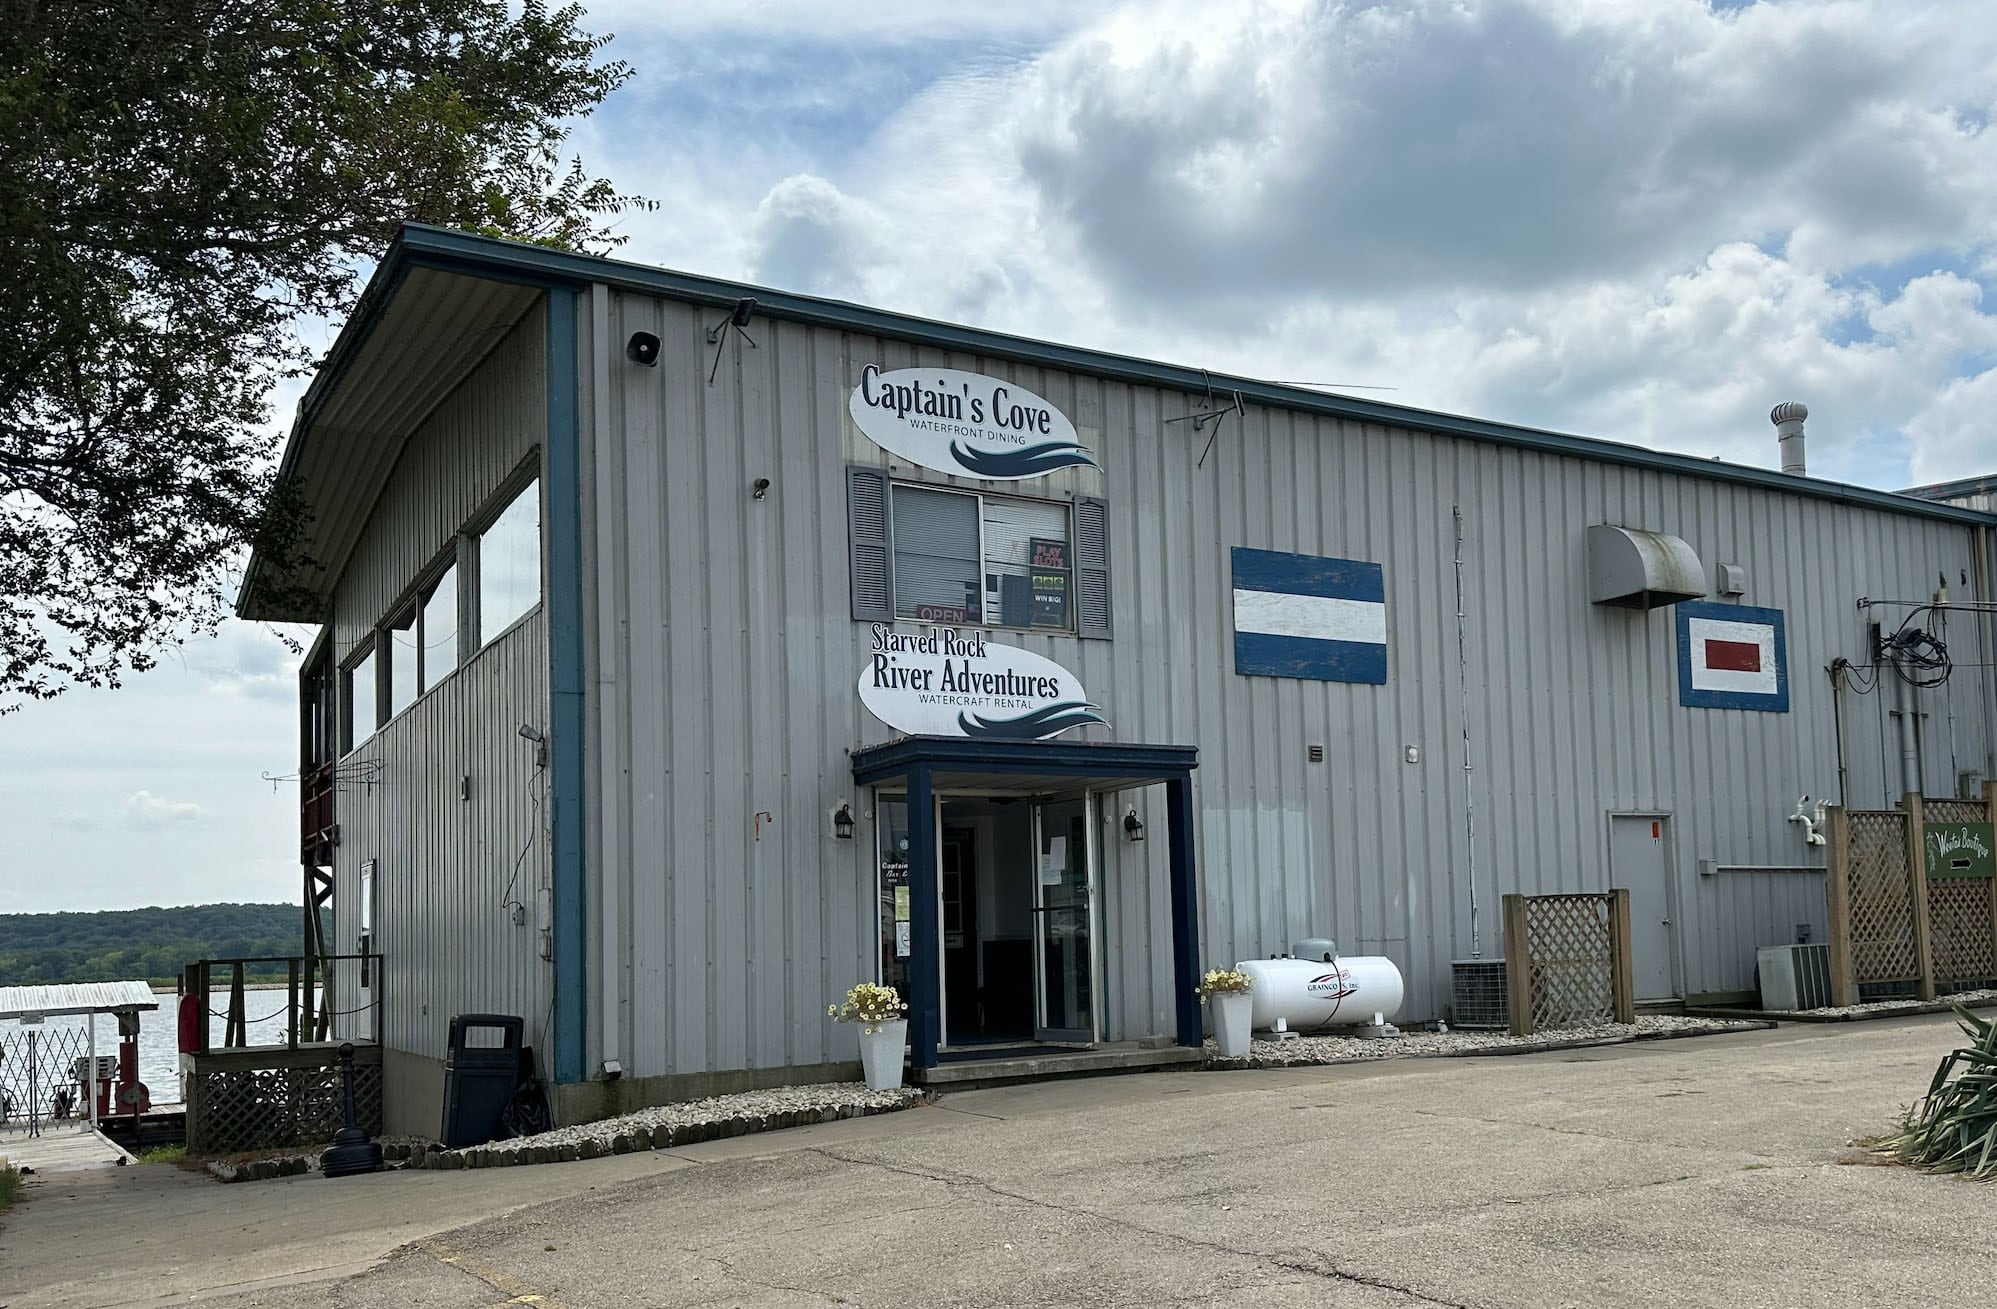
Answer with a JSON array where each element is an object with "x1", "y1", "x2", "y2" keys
[{"x1": 1716, "y1": 563, "x2": 1746, "y2": 596}]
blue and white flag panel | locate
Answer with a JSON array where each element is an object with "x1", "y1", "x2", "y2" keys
[
  {"x1": 1231, "y1": 547, "x2": 1388, "y2": 684},
  {"x1": 1677, "y1": 600, "x2": 1789, "y2": 712}
]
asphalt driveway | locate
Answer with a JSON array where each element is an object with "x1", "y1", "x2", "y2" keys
[{"x1": 7, "y1": 1013, "x2": 1991, "y2": 1308}]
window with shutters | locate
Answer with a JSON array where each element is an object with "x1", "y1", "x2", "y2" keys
[{"x1": 846, "y1": 470, "x2": 1108, "y2": 634}]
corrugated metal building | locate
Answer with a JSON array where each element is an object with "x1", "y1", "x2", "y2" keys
[{"x1": 241, "y1": 227, "x2": 1997, "y2": 1131}]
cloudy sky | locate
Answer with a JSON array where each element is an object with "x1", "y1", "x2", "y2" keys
[{"x1": 6, "y1": 0, "x2": 1997, "y2": 914}]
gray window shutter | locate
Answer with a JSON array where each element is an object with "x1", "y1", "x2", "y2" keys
[
  {"x1": 848, "y1": 466, "x2": 893, "y2": 622},
  {"x1": 1075, "y1": 495, "x2": 1112, "y2": 639}
]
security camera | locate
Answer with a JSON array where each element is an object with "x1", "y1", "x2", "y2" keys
[{"x1": 752, "y1": 477, "x2": 771, "y2": 500}]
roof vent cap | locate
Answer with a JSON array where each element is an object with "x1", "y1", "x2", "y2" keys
[{"x1": 1771, "y1": 401, "x2": 1808, "y2": 476}]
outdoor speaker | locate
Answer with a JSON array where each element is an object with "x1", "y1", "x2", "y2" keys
[{"x1": 626, "y1": 331, "x2": 661, "y2": 367}]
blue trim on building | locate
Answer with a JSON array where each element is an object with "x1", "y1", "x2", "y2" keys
[
  {"x1": 1165, "y1": 775, "x2": 1202, "y2": 1049},
  {"x1": 1231, "y1": 547, "x2": 1385, "y2": 602},
  {"x1": 1676, "y1": 600, "x2": 1790, "y2": 713},
  {"x1": 850, "y1": 736, "x2": 1198, "y2": 784},
  {"x1": 1234, "y1": 632, "x2": 1389, "y2": 684},
  {"x1": 544, "y1": 285, "x2": 589, "y2": 1084},
  {"x1": 906, "y1": 765, "x2": 939, "y2": 1070}
]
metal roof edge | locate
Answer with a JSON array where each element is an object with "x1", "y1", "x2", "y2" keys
[
  {"x1": 235, "y1": 231, "x2": 591, "y2": 617},
  {"x1": 1901, "y1": 472, "x2": 1997, "y2": 501},
  {"x1": 264, "y1": 226, "x2": 1997, "y2": 543},
  {"x1": 393, "y1": 228, "x2": 1997, "y2": 529}
]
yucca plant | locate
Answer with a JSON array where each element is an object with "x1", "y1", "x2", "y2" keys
[{"x1": 1879, "y1": 1006, "x2": 1997, "y2": 1178}]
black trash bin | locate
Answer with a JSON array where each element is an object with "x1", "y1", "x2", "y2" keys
[{"x1": 441, "y1": 1014, "x2": 525, "y2": 1149}]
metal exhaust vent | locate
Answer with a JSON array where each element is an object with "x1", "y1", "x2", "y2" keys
[{"x1": 1586, "y1": 525, "x2": 1706, "y2": 610}]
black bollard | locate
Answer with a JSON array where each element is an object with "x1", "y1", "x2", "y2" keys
[{"x1": 320, "y1": 1042, "x2": 383, "y2": 1178}]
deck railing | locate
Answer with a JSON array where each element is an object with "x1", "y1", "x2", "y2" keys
[{"x1": 178, "y1": 954, "x2": 383, "y2": 1054}]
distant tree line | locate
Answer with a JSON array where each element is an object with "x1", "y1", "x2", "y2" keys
[{"x1": 0, "y1": 903, "x2": 301, "y2": 984}]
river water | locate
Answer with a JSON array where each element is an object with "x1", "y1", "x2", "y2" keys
[{"x1": 0, "y1": 988, "x2": 308, "y2": 1112}]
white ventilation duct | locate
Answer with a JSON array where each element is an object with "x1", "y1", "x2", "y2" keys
[
  {"x1": 1772, "y1": 401, "x2": 1808, "y2": 476},
  {"x1": 1587, "y1": 525, "x2": 1705, "y2": 609}
]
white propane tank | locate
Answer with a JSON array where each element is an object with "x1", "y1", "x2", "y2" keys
[{"x1": 1236, "y1": 956, "x2": 1405, "y2": 1031}]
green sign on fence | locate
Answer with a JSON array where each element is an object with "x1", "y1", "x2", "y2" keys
[{"x1": 1926, "y1": 822, "x2": 1997, "y2": 880}]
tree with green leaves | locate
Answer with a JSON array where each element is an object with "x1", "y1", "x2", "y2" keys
[{"x1": 0, "y1": 1, "x2": 649, "y2": 704}]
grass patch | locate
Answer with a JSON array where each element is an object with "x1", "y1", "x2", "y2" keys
[
  {"x1": 1742, "y1": 1163, "x2": 1774, "y2": 1171},
  {"x1": 0, "y1": 1165, "x2": 21, "y2": 1212},
  {"x1": 136, "y1": 1144, "x2": 187, "y2": 1165}
]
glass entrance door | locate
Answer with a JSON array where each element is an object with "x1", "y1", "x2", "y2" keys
[{"x1": 1031, "y1": 796, "x2": 1096, "y2": 1043}]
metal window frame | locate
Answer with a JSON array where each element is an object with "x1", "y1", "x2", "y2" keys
[
  {"x1": 887, "y1": 480, "x2": 1076, "y2": 635},
  {"x1": 471, "y1": 455, "x2": 547, "y2": 651},
  {"x1": 339, "y1": 637, "x2": 379, "y2": 755}
]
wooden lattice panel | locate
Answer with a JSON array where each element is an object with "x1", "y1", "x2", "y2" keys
[
  {"x1": 1922, "y1": 799, "x2": 1987, "y2": 827},
  {"x1": 187, "y1": 1062, "x2": 382, "y2": 1155},
  {"x1": 1524, "y1": 894, "x2": 1615, "y2": 1030},
  {"x1": 1928, "y1": 878, "x2": 1997, "y2": 988},
  {"x1": 1846, "y1": 810, "x2": 1918, "y2": 984}
]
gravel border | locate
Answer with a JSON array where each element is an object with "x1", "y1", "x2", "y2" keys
[
  {"x1": 1205, "y1": 1014, "x2": 1770, "y2": 1070},
  {"x1": 200, "y1": 1085, "x2": 929, "y2": 1181},
  {"x1": 1683, "y1": 988, "x2": 1997, "y2": 1024},
  {"x1": 1792, "y1": 988, "x2": 1997, "y2": 1021},
  {"x1": 400, "y1": 1082, "x2": 929, "y2": 1171}
]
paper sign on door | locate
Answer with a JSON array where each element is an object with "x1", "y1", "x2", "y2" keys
[{"x1": 1041, "y1": 836, "x2": 1067, "y2": 886}]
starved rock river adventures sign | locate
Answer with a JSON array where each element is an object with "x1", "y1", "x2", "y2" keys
[
  {"x1": 859, "y1": 625, "x2": 1105, "y2": 739},
  {"x1": 849, "y1": 365, "x2": 1097, "y2": 480}
]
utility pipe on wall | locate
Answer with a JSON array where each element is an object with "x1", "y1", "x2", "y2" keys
[
  {"x1": 1452, "y1": 505, "x2": 1482, "y2": 958},
  {"x1": 1897, "y1": 671, "x2": 1924, "y2": 800}
]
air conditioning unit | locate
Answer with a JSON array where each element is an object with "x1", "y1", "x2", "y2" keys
[
  {"x1": 1450, "y1": 959, "x2": 1509, "y2": 1029},
  {"x1": 1757, "y1": 943, "x2": 1833, "y2": 1010}
]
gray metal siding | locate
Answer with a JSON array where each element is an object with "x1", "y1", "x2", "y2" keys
[
  {"x1": 328, "y1": 308, "x2": 552, "y2": 1065},
  {"x1": 1686, "y1": 865, "x2": 1830, "y2": 998},
  {"x1": 580, "y1": 288, "x2": 1994, "y2": 1077}
]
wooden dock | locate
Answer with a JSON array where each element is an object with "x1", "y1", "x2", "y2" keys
[{"x1": 0, "y1": 1121, "x2": 135, "y2": 1172}]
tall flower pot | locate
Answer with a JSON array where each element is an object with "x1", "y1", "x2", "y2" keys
[
  {"x1": 860, "y1": 1019, "x2": 909, "y2": 1091},
  {"x1": 1210, "y1": 991, "x2": 1253, "y2": 1059}
]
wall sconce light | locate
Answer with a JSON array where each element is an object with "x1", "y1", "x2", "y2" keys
[
  {"x1": 833, "y1": 803, "x2": 855, "y2": 840},
  {"x1": 752, "y1": 477, "x2": 771, "y2": 500},
  {"x1": 625, "y1": 331, "x2": 660, "y2": 367},
  {"x1": 1123, "y1": 807, "x2": 1145, "y2": 842}
]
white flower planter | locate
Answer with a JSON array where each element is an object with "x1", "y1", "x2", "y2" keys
[
  {"x1": 1210, "y1": 991, "x2": 1253, "y2": 1058},
  {"x1": 859, "y1": 1018, "x2": 909, "y2": 1091}
]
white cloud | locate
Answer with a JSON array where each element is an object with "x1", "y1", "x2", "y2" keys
[
  {"x1": 689, "y1": 0, "x2": 1997, "y2": 482},
  {"x1": 122, "y1": 790, "x2": 210, "y2": 829}
]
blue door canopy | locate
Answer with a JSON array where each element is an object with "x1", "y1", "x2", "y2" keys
[{"x1": 850, "y1": 736, "x2": 1203, "y2": 1069}]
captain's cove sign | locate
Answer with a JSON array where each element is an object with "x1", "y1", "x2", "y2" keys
[
  {"x1": 859, "y1": 625, "x2": 1106, "y2": 739},
  {"x1": 849, "y1": 365, "x2": 1097, "y2": 480}
]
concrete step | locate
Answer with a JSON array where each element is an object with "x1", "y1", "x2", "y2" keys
[{"x1": 913, "y1": 1043, "x2": 1205, "y2": 1091}]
